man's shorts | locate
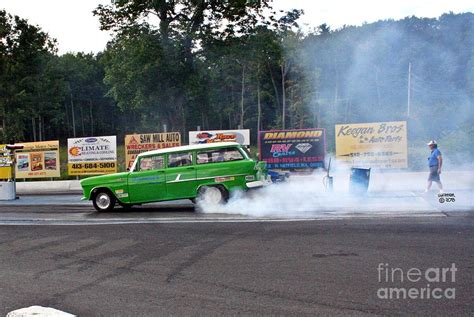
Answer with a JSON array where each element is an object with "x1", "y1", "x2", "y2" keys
[{"x1": 428, "y1": 165, "x2": 440, "y2": 182}]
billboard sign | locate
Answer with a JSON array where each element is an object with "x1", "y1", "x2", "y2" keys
[
  {"x1": 189, "y1": 129, "x2": 250, "y2": 145},
  {"x1": 124, "y1": 132, "x2": 181, "y2": 170},
  {"x1": 14, "y1": 141, "x2": 60, "y2": 178},
  {"x1": 0, "y1": 145, "x2": 12, "y2": 179},
  {"x1": 335, "y1": 121, "x2": 408, "y2": 168},
  {"x1": 68, "y1": 136, "x2": 117, "y2": 175},
  {"x1": 259, "y1": 129, "x2": 326, "y2": 169}
]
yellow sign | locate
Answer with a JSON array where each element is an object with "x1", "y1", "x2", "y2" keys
[
  {"x1": 0, "y1": 144, "x2": 13, "y2": 179},
  {"x1": 125, "y1": 133, "x2": 181, "y2": 170},
  {"x1": 15, "y1": 141, "x2": 61, "y2": 178},
  {"x1": 335, "y1": 121, "x2": 408, "y2": 168},
  {"x1": 0, "y1": 168, "x2": 11, "y2": 179}
]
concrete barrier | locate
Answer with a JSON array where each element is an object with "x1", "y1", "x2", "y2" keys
[
  {"x1": 369, "y1": 171, "x2": 474, "y2": 191},
  {"x1": 289, "y1": 171, "x2": 474, "y2": 192},
  {"x1": 16, "y1": 180, "x2": 82, "y2": 195}
]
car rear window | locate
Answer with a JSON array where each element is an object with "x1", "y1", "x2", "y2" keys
[
  {"x1": 197, "y1": 148, "x2": 244, "y2": 164},
  {"x1": 168, "y1": 152, "x2": 193, "y2": 167}
]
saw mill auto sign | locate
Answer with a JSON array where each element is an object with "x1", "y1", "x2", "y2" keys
[
  {"x1": 335, "y1": 121, "x2": 408, "y2": 168},
  {"x1": 259, "y1": 129, "x2": 326, "y2": 169},
  {"x1": 125, "y1": 132, "x2": 181, "y2": 170},
  {"x1": 68, "y1": 136, "x2": 117, "y2": 175}
]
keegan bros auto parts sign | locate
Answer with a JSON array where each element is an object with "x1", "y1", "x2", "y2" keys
[
  {"x1": 259, "y1": 129, "x2": 326, "y2": 169},
  {"x1": 68, "y1": 136, "x2": 117, "y2": 175},
  {"x1": 335, "y1": 121, "x2": 408, "y2": 168},
  {"x1": 125, "y1": 132, "x2": 181, "y2": 170}
]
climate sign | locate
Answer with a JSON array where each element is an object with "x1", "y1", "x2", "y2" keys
[
  {"x1": 68, "y1": 136, "x2": 117, "y2": 175},
  {"x1": 335, "y1": 121, "x2": 408, "y2": 168},
  {"x1": 259, "y1": 129, "x2": 326, "y2": 169}
]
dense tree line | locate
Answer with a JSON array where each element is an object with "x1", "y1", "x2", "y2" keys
[{"x1": 1, "y1": 4, "x2": 472, "y2": 166}]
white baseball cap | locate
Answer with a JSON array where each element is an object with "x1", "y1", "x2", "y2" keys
[{"x1": 427, "y1": 140, "x2": 437, "y2": 146}]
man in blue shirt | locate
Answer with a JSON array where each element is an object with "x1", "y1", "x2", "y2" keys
[{"x1": 425, "y1": 140, "x2": 443, "y2": 193}]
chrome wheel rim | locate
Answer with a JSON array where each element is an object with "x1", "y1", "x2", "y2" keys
[{"x1": 96, "y1": 192, "x2": 111, "y2": 209}]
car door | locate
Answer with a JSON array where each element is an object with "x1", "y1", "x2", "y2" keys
[
  {"x1": 165, "y1": 151, "x2": 196, "y2": 199},
  {"x1": 128, "y1": 154, "x2": 167, "y2": 203}
]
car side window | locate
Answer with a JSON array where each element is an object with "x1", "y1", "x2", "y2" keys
[
  {"x1": 168, "y1": 152, "x2": 193, "y2": 168},
  {"x1": 197, "y1": 148, "x2": 244, "y2": 164},
  {"x1": 139, "y1": 155, "x2": 164, "y2": 171}
]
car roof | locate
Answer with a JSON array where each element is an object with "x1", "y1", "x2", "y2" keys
[{"x1": 137, "y1": 142, "x2": 242, "y2": 158}]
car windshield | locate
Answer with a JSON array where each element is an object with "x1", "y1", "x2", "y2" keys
[{"x1": 241, "y1": 146, "x2": 251, "y2": 159}]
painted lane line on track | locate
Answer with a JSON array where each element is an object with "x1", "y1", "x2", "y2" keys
[{"x1": 0, "y1": 212, "x2": 446, "y2": 226}]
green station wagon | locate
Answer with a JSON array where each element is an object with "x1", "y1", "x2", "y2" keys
[{"x1": 80, "y1": 142, "x2": 269, "y2": 211}]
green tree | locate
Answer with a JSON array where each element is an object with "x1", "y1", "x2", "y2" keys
[
  {"x1": 57, "y1": 53, "x2": 116, "y2": 138},
  {"x1": 0, "y1": 10, "x2": 60, "y2": 142},
  {"x1": 95, "y1": 0, "x2": 276, "y2": 137}
]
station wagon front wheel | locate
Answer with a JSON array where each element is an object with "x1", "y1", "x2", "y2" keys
[
  {"x1": 197, "y1": 186, "x2": 228, "y2": 205},
  {"x1": 92, "y1": 190, "x2": 116, "y2": 212}
]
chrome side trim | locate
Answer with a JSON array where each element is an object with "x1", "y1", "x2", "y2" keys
[{"x1": 166, "y1": 173, "x2": 248, "y2": 184}]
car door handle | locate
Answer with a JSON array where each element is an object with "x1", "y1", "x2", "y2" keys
[{"x1": 186, "y1": 167, "x2": 195, "y2": 170}]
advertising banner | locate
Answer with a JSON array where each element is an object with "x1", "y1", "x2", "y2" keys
[
  {"x1": 189, "y1": 129, "x2": 250, "y2": 145},
  {"x1": 0, "y1": 145, "x2": 12, "y2": 179},
  {"x1": 124, "y1": 132, "x2": 181, "y2": 169},
  {"x1": 14, "y1": 141, "x2": 60, "y2": 178},
  {"x1": 335, "y1": 121, "x2": 408, "y2": 168},
  {"x1": 259, "y1": 129, "x2": 326, "y2": 169},
  {"x1": 68, "y1": 136, "x2": 117, "y2": 175}
]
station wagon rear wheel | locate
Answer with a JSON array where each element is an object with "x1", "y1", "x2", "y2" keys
[
  {"x1": 93, "y1": 190, "x2": 116, "y2": 212},
  {"x1": 197, "y1": 186, "x2": 228, "y2": 205}
]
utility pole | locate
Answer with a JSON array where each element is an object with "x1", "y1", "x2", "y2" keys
[
  {"x1": 240, "y1": 65, "x2": 245, "y2": 129},
  {"x1": 281, "y1": 63, "x2": 286, "y2": 129},
  {"x1": 68, "y1": 82, "x2": 76, "y2": 137},
  {"x1": 407, "y1": 62, "x2": 411, "y2": 118}
]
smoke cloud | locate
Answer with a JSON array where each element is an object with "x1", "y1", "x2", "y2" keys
[
  {"x1": 300, "y1": 15, "x2": 474, "y2": 171},
  {"x1": 197, "y1": 171, "x2": 472, "y2": 218}
]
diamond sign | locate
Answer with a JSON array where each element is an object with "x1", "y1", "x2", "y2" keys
[{"x1": 295, "y1": 143, "x2": 312, "y2": 153}]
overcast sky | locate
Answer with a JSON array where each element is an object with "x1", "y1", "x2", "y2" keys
[{"x1": 1, "y1": 0, "x2": 473, "y2": 54}]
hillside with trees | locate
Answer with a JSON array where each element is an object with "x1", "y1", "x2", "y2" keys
[{"x1": 0, "y1": 3, "x2": 472, "y2": 168}]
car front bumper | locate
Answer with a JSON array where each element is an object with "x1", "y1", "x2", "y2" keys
[{"x1": 246, "y1": 179, "x2": 272, "y2": 189}]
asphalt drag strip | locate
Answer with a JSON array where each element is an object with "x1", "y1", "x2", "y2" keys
[{"x1": 0, "y1": 217, "x2": 473, "y2": 316}]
